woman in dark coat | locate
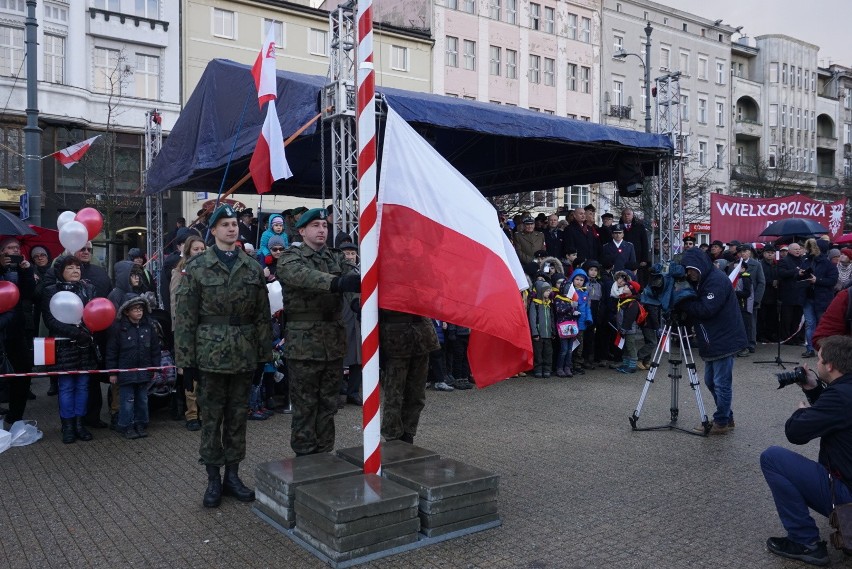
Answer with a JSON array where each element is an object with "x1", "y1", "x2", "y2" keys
[
  {"x1": 800, "y1": 239, "x2": 839, "y2": 358},
  {"x1": 41, "y1": 256, "x2": 97, "y2": 443}
]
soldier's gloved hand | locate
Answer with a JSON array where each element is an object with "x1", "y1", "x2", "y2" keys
[
  {"x1": 183, "y1": 367, "x2": 199, "y2": 392},
  {"x1": 330, "y1": 274, "x2": 361, "y2": 293}
]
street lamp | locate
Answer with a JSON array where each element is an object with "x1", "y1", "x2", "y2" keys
[{"x1": 613, "y1": 22, "x2": 653, "y2": 133}]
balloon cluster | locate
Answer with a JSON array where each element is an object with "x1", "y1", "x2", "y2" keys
[
  {"x1": 57, "y1": 208, "x2": 103, "y2": 253},
  {"x1": 48, "y1": 293, "x2": 115, "y2": 332}
]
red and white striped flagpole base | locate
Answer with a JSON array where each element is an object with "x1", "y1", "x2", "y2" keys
[
  {"x1": 0, "y1": 366, "x2": 175, "y2": 379},
  {"x1": 357, "y1": 0, "x2": 381, "y2": 475}
]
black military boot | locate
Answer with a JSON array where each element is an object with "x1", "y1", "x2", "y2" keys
[
  {"x1": 222, "y1": 463, "x2": 255, "y2": 502},
  {"x1": 60, "y1": 418, "x2": 76, "y2": 444},
  {"x1": 74, "y1": 417, "x2": 93, "y2": 441},
  {"x1": 203, "y1": 465, "x2": 222, "y2": 508},
  {"x1": 400, "y1": 433, "x2": 415, "y2": 444}
]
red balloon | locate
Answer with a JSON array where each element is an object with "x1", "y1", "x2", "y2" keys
[
  {"x1": 0, "y1": 281, "x2": 19, "y2": 313},
  {"x1": 75, "y1": 207, "x2": 104, "y2": 240},
  {"x1": 82, "y1": 298, "x2": 116, "y2": 332}
]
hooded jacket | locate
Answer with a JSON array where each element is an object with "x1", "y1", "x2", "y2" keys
[
  {"x1": 679, "y1": 248, "x2": 748, "y2": 360},
  {"x1": 108, "y1": 261, "x2": 148, "y2": 310},
  {"x1": 105, "y1": 294, "x2": 161, "y2": 385},
  {"x1": 41, "y1": 261, "x2": 97, "y2": 371},
  {"x1": 528, "y1": 280, "x2": 554, "y2": 339},
  {"x1": 566, "y1": 268, "x2": 593, "y2": 331}
]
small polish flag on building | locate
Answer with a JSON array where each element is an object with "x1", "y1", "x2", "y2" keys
[
  {"x1": 50, "y1": 136, "x2": 101, "y2": 169},
  {"x1": 33, "y1": 338, "x2": 56, "y2": 366}
]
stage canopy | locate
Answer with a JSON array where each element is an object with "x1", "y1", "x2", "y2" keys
[{"x1": 146, "y1": 59, "x2": 672, "y2": 198}]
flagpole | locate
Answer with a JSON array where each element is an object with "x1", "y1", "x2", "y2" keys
[{"x1": 356, "y1": 0, "x2": 381, "y2": 475}]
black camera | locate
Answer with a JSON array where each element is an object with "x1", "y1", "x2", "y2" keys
[
  {"x1": 797, "y1": 268, "x2": 814, "y2": 281},
  {"x1": 776, "y1": 366, "x2": 807, "y2": 389}
]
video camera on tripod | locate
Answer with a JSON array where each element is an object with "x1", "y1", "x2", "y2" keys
[{"x1": 640, "y1": 262, "x2": 697, "y2": 321}]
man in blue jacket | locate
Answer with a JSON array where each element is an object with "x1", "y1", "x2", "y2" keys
[
  {"x1": 678, "y1": 248, "x2": 748, "y2": 435},
  {"x1": 760, "y1": 335, "x2": 852, "y2": 567}
]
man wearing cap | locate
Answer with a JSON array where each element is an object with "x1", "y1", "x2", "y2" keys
[
  {"x1": 277, "y1": 207, "x2": 360, "y2": 456},
  {"x1": 602, "y1": 224, "x2": 636, "y2": 272},
  {"x1": 598, "y1": 212, "x2": 615, "y2": 245},
  {"x1": 618, "y1": 209, "x2": 650, "y2": 277},
  {"x1": 174, "y1": 204, "x2": 272, "y2": 508},
  {"x1": 738, "y1": 244, "x2": 766, "y2": 353},
  {"x1": 724, "y1": 241, "x2": 741, "y2": 263},
  {"x1": 514, "y1": 216, "x2": 545, "y2": 264},
  {"x1": 238, "y1": 208, "x2": 256, "y2": 247},
  {"x1": 673, "y1": 233, "x2": 696, "y2": 264},
  {"x1": 708, "y1": 240, "x2": 725, "y2": 262}
]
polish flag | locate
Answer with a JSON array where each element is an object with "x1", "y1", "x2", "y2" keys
[
  {"x1": 572, "y1": 338, "x2": 582, "y2": 352},
  {"x1": 565, "y1": 283, "x2": 579, "y2": 302},
  {"x1": 33, "y1": 338, "x2": 56, "y2": 366},
  {"x1": 251, "y1": 27, "x2": 278, "y2": 108},
  {"x1": 377, "y1": 106, "x2": 533, "y2": 387},
  {"x1": 50, "y1": 136, "x2": 100, "y2": 169},
  {"x1": 614, "y1": 331, "x2": 625, "y2": 350},
  {"x1": 249, "y1": 100, "x2": 292, "y2": 194},
  {"x1": 728, "y1": 258, "x2": 744, "y2": 288}
]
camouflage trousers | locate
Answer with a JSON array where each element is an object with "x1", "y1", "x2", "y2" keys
[
  {"x1": 197, "y1": 371, "x2": 252, "y2": 466},
  {"x1": 381, "y1": 354, "x2": 428, "y2": 441},
  {"x1": 288, "y1": 358, "x2": 342, "y2": 455}
]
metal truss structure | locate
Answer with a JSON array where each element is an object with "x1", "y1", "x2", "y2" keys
[
  {"x1": 144, "y1": 109, "x2": 164, "y2": 307},
  {"x1": 654, "y1": 72, "x2": 685, "y2": 263}
]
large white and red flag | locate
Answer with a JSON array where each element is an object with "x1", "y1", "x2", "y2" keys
[
  {"x1": 728, "y1": 258, "x2": 744, "y2": 288},
  {"x1": 249, "y1": 100, "x2": 292, "y2": 194},
  {"x1": 50, "y1": 136, "x2": 100, "y2": 169},
  {"x1": 377, "y1": 106, "x2": 533, "y2": 387},
  {"x1": 251, "y1": 27, "x2": 278, "y2": 108}
]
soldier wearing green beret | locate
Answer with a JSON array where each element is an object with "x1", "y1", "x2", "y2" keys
[
  {"x1": 277, "y1": 207, "x2": 360, "y2": 455},
  {"x1": 289, "y1": 206, "x2": 309, "y2": 244},
  {"x1": 174, "y1": 204, "x2": 272, "y2": 507}
]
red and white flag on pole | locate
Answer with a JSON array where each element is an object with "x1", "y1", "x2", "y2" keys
[
  {"x1": 33, "y1": 338, "x2": 56, "y2": 366},
  {"x1": 249, "y1": 100, "x2": 292, "y2": 194},
  {"x1": 614, "y1": 331, "x2": 625, "y2": 350},
  {"x1": 377, "y1": 106, "x2": 533, "y2": 387},
  {"x1": 251, "y1": 27, "x2": 278, "y2": 108},
  {"x1": 728, "y1": 258, "x2": 744, "y2": 288},
  {"x1": 50, "y1": 136, "x2": 100, "y2": 169}
]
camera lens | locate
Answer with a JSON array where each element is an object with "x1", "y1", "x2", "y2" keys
[{"x1": 776, "y1": 366, "x2": 807, "y2": 389}]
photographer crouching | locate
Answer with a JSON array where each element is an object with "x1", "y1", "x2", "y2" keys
[{"x1": 760, "y1": 335, "x2": 852, "y2": 567}]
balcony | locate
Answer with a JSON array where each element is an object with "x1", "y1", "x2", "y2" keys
[
  {"x1": 609, "y1": 105, "x2": 631, "y2": 119},
  {"x1": 734, "y1": 119, "x2": 762, "y2": 141},
  {"x1": 817, "y1": 135, "x2": 838, "y2": 150},
  {"x1": 88, "y1": 8, "x2": 170, "y2": 48}
]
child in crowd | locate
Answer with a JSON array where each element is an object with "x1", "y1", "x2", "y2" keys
[
  {"x1": 562, "y1": 247, "x2": 578, "y2": 280},
  {"x1": 614, "y1": 280, "x2": 642, "y2": 374},
  {"x1": 580, "y1": 261, "x2": 603, "y2": 369},
  {"x1": 568, "y1": 269, "x2": 593, "y2": 375},
  {"x1": 428, "y1": 320, "x2": 454, "y2": 391},
  {"x1": 106, "y1": 294, "x2": 161, "y2": 440},
  {"x1": 529, "y1": 280, "x2": 555, "y2": 378},
  {"x1": 259, "y1": 214, "x2": 288, "y2": 257}
]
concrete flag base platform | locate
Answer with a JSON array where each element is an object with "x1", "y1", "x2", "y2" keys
[{"x1": 253, "y1": 445, "x2": 501, "y2": 567}]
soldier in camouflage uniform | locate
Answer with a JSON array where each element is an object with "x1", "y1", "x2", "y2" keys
[
  {"x1": 380, "y1": 310, "x2": 441, "y2": 444},
  {"x1": 174, "y1": 204, "x2": 272, "y2": 508},
  {"x1": 277, "y1": 208, "x2": 359, "y2": 456}
]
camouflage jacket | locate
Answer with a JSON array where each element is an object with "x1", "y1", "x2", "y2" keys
[
  {"x1": 173, "y1": 247, "x2": 272, "y2": 373},
  {"x1": 380, "y1": 310, "x2": 440, "y2": 358},
  {"x1": 277, "y1": 243, "x2": 355, "y2": 361}
]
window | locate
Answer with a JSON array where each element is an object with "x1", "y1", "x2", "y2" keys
[
  {"x1": 44, "y1": 2, "x2": 69, "y2": 22},
  {"x1": 544, "y1": 57, "x2": 554, "y2": 86},
  {"x1": 769, "y1": 104, "x2": 778, "y2": 127},
  {"x1": 781, "y1": 105, "x2": 787, "y2": 127},
  {"x1": 309, "y1": 28, "x2": 328, "y2": 56},
  {"x1": 683, "y1": 23, "x2": 688, "y2": 32},
  {"x1": 681, "y1": 93, "x2": 689, "y2": 121},
  {"x1": 263, "y1": 19, "x2": 284, "y2": 47},
  {"x1": 529, "y1": 3, "x2": 540, "y2": 30},
  {"x1": 805, "y1": 69, "x2": 811, "y2": 92},
  {"x1": 769, "y1": 62, "x2": 778, "y2": 83},
  {"x1": 506, "y1": 49, "x2": 517, "y2": 79},
  {"x1": 811, "y1": 72, "x2": 816, "y2": 91},
  {"x1": 698, "y1": 56, "x2": 708, "y2": 79},
  {"x1": 93, "y1": 0, "x2": 119, "y2": 10},
  {"x1": 736, "y1": 62, "x2": 743, "y2": 78},
  {"x1": 580, "y1": 66, "x2": 590, "y2": 93},
  {"x1": 715, "y1": 144, "x2": 724, "y2": 169},
  {"x1": 797, "y1": 67, "x2": 802, "y2": 88},
  {"x1": 846, "y1": 124, "x2": 852, "y2": 145},
  {"x1": 613, "y1": 35, "x2": 623, "y2": 53},
  {"x1": 544, "y1": 7, "x2": 554, "y2": 33},
  {"x1": 679, "y1": 51, "x2": 689, "y2": 74},
  {"x1": 135, "y1": 53, "x2": 159, "y2": 99},
  {"x1": 660, "y1": 45, "x2": 670, "y2": 70},
  {"x1": 768, "y1": 146, "x2": 777, "y2": 168},
  {"x1": 580, "y1": 17, "x2": 591, "y2": 43},
  {"x1": 446, "y1": 36, "x2": 458, "y2": 68},
  {"x1": 563, "y1": 185, "x2": 590, "y2": 210},
  {"x1": 461, "y1": 0, "x2": 475, "y2": 14},
  {"x1": 566, "y1": 63, "x2": 577, "y2": 91},
  {"x1": 698, "y1": 98, "x2": 707, "y2": 123},
  {"x1": 489, "y1": 0, "x2": 501, "y2": 20},
  {"x1": 528, "y1": 54, "x2": 540, "y2": 83},
  {"x1": 489, "y1": 45, "x2": 501, "y2": 76},
  {"x1": 796, "y1": 108, "x2": 801, "y2": 129},
  {"x1": 844, "y1": 89, "x2": 852, "y2": 109},
  {"x1": 463, "y1": 39, "x2": 476, "y2": 71},
  {"x1": 534, "y1": 190, "x2": 557, "y2": 209},
  {"x1": 782, "y1": 63, "x2": 787, "y2": 84},
  {"x1": 391, "y1": 45, "x2": 408, "y2": 71},
  {"x1": 506, "y1": 0, "x2": 517, "y2": 24},
  {"x1": 213, "y1": 8, "x2": 235, "y2": 39},
  {"x1": 737, "y1": 146, "x2": 743, "y2": 165},
  {"x1": 811, "y1": 150, "x2": 816, "y2": 173},
  {"x1": 811, "y1": 110, "x2": 816, "y2": 131},
  {"x1": 716, "y1": 101, "x2": 724, "y2": 126},
  {"x1": 566, "y1": 13, "x2": 577, "y2": 40},
  {"x1": 716, "y1": 60, "x2": 725, "y2": 84},
  {"x1": 93, "y1": 47, "x2": 123, "y2": 94},
  {"x1": 135, "y1": 0, "x2": 158, "y2": 18},
  {"x1": 640, "y1": 81, "x2": 646, "y2": 113},
  {"x1": 447, "y1": 0, "x2": 457, "y2": 9},
  {"x1": 43, "y1": 34, "x2": 64, "y2": 84},
  {"x1": 0, "y1": 25, "x2": 25, "y2": 78},
  {"x1": 612, "y1": 79, "x2": 623, "y2": 106},
  {"x1": 0, "y1": 126, "x2": 23, "y2": 189}
]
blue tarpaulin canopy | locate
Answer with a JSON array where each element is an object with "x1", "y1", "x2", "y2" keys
[{"x1": 147, "y1": 59, "x2": 672, "y2": 198}]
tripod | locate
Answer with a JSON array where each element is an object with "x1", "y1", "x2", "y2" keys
[
  {"x1": 754, "y1": 303, "x2": 798, "y2": 369},
  {"x1": 629, "y1": 323, "x2": 711, "y2": 436}
]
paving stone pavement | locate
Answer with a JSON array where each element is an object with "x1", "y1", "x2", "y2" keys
[{"x1": 0, "y1": 343, "x2": 844, "y2": 568}]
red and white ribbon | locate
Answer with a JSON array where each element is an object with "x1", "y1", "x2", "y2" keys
[{"x1": 0, "y1": 366, "x2": 175, "y2": 379}]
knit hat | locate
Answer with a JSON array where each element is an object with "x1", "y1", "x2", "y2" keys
[
  {"x1": 128, "y1": 247, "x2": 143, "y2": 260},
  {"x1": 842, "y1": 248, "x2": 852, "y2": 259},
  {"x1": 30, "y1": 246, "x2": 49, "y2": 259},
  {"x1": 268, "y1": 214, "x2": 284, "y2": 226},
  {"x1": 829, "y1": 248, "x2": 841, "y2": 260},
  {"x1": 628, "y1": 281, "x2": 641, "y2": 295},
  {"x1": 268, "y1": 235, "x2": 286, "y2": 250}
]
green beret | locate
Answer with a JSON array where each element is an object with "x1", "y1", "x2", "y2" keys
[
  {"x1": 209, "y1": 204, "x2": 237, "y2": 227},
  {"x1": 281, "y1": 209, "x2": 293, "y2": 216},
  {"x1": 294, "y1": 208, "x2": 327, "y2": 229},
  {"x1": 292, "y1": 206, "x2": 309, "y2": 215}
]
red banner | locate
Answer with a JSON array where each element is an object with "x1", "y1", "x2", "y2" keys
[{"x1": 710, "y1": 194, "x2": 847, "y2": 243}]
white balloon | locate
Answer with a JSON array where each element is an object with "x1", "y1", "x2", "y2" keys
[
  {"x1": 267, "y1": 281, "x2": 283, "y2": 315},
  {"x1": 49, "y1": 291, "x2": 84, "y2": 325},
  {"x1": 57, "y1": 210, "x2": 77, "y2": 230},
  {"x1": 59, "y1": 221, "x2": 89, "y2": 253}
]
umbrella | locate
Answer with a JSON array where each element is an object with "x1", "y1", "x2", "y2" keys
[
  {"x1": 0, "y1": 209, "x2": 36, "y2": 237},
  {"x1": 759, "y1": 218, "x2": 829, "y2": 238},
  {"x1": 0, "y1": 225, "x2": 64, "y2": 259},
  {"x1": 835, "y1": 233, "x2": 852, "y2": 245}
]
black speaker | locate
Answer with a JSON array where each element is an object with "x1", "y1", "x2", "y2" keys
[{"x1": 616, "y1": 156, "x2": 645, "y2": 197}]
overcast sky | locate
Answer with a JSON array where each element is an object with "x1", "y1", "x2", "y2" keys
[{"x1": 661, "y1": 0, "x2": 851, "y2": 67}]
